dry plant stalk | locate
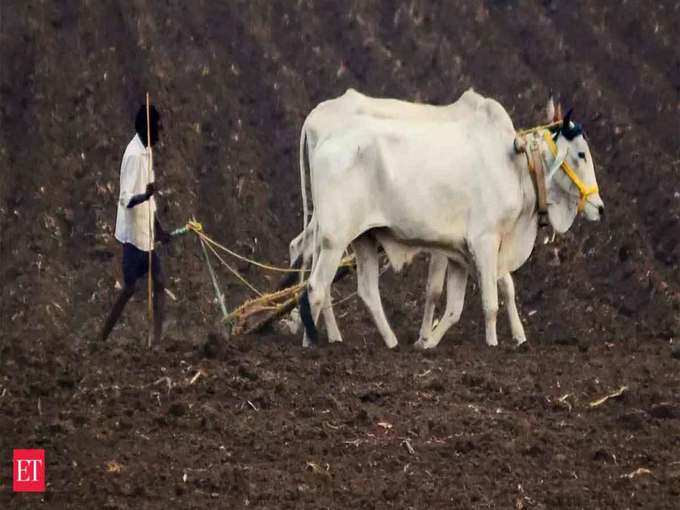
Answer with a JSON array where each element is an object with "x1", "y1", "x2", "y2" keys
[{"x1": 589, "y1": 386, "x2": 628, "y2": 408}]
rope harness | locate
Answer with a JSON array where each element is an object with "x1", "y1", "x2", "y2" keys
[
  {"x1": 541, "y1": 131, "x2": 599, "y2": 212},
  {"x1": 524, "y1": 133, "x2": 550, "y2": 227},
  {"x1": 171, "y1": 220, "x2": 357, "y2": 330},
  {"x1": 515, "y1": 123, "x2": 599, "y2": 216}
]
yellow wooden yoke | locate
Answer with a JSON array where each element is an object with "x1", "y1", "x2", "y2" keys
[{"x1": 541, "y1": 131, "x2": 599, "y2": 211}]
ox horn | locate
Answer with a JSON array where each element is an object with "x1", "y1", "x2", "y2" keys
[
  {"x1": 562, "y1": 108, "x2": 573, "y2": 129},
  {"x1": 555, "y1": 102, "x2": 563, "y2": 122},
  {"x1": 546, "y1": 91, "x2": 556, "y2": 123}
]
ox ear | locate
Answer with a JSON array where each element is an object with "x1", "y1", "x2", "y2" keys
[
  {"x1": 555, "y1": 102, "x2": 563, "y2": 122},
  {"x1": 546, "y1": 93, "x2": 556, "y2": 123}
]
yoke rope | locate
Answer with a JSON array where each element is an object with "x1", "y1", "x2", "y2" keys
[
  {"x1": 201, "y1": 234, "x2": 263, "y2": 296},
  {"x1": 516, "y1": 120, "x2": 562, "y2": 136},
  {"x1": 188, "y1": 224, "x2": 308, "y2": 274},
  {"x1": 173, "y1": 220, "x2": 357, "y2": 314}
]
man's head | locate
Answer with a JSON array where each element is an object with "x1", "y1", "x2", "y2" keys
[{"x1": 135, "y1": 104, "x2": 162, "y2": 147}]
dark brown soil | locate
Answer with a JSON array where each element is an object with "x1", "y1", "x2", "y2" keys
[{"x1": 1, "y1": 1, "x2": 679, "y2": 508}]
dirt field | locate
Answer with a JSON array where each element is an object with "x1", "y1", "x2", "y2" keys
[{"x1": 1, "y1": 1, "x2": 679, "y2": 508}]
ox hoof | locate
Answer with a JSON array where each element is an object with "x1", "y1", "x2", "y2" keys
[
  {"x1": 328, "y1": 336, "x2": 344, "y2": 344},
  {"x1": 514, "y1": 341, "x2": 530, "y2": 353},
  {"x1": 413, "y1": 338, "x2": 427, "y2": 350},
  {"x1": 515, "y1": 336, "x2": 527, "y2": 347},
  {"x1": 385, "y1": 339, "x2": 399, "y2": 350},
  {"x1": 414, "y1": 338, "x2": 436, "y2": 350}
]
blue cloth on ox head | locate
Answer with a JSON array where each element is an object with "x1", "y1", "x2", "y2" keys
[{"x1": 549, "y1": 108, "x2": 584, "y2": 141}]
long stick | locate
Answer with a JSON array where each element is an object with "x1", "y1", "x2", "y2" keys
[{"x1": 146, "y1": 92, "x2": 154, "y2": 347}]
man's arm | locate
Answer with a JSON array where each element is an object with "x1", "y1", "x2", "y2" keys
[{"x1": 127, "y1": 182, "x2": 154, "y2": 209}]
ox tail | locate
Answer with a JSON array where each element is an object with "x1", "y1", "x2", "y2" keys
[
  {"x1": 299, "y1": 124, "x2": 310, "y2": 231},
  {"x1": 298, "y1": 289, "x2": 318, "y2": 345}
]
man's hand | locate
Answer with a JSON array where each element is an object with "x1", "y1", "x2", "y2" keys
[
  {"x1": 155, "y1": 217, "x2": 171, "y2": 245},
  {"x1": 156, "y1": 229, "x2": 171, "y2": 245},
  {"x1": 127, "y1": 182, "x2": 156, "y2": 208}
]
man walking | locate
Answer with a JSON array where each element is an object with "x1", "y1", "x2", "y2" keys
[{"x1": 100, "y1": 104, "x2": 170, "y2": 346}]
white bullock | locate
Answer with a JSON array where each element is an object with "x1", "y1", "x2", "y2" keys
[
  {"x1": 291, "y1": 88, "x2": 525, "y2": 348},
  {"x1": 299, "y1": 88, "x2": 486, "y2": 228},
  {"x1": 298, "y1": 93, "x2": 604, "y2": 348}
]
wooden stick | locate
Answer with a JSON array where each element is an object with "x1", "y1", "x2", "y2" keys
[{"x1": 146, "y1": 92, "x2": 154, "y2": 348}]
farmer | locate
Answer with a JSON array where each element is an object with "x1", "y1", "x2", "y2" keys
[{"x1": 99, "y1": 104, "x2": 171, "y2": 345}]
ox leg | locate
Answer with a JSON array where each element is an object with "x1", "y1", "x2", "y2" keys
[
  {"x1": 301, "y1": 246, "x2": 344, "y2": 347},
  {"x1": 414, "y1": 254, "x2": 447, "y2": 348},
  {"x1": 354, "y1": 236, "x2": 399, "y2": 349},
  {"x1": 302, "y1": 237, "x2": 343, "y2": 343},
  {"x1": 498, "y1": 273, "x2": 527, "y2": 345},
  {"x1": 300, "y1": 293, "x2": 343, "y2": 343},
  {"x1": 321, "y1": 296, "x2": 343, "y2": 343},
  {"x1": 301, "y1": 243, "x2": 320, "y2": 347},
  {"x1": 473, "y1": 237, "x2": 500, "y2": 347},
  {"x1": 418, "y1": 264, "x2": 468, "y2": 350}
]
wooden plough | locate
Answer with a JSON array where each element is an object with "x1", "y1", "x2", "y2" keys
[
  {"x1": 171, "y1": 219, "x2": 356, "y2": 336},
  {"x1": 226, "y1": 255, "x2": 356, "y2": 336},
  {"x1": 226, "y1": 282, "x2": 305, "y2": 336}
]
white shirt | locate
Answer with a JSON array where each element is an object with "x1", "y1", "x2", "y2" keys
[{"x1": 114, "y1": 134, "x2": 156, "y2": 251}]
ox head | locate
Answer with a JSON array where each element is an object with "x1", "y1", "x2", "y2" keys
[{"x1": 544, "y1": 106, "x2": 604, "y2": 233}]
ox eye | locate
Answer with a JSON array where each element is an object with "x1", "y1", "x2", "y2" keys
[{"x1": 578, "y1": 152, "x2": 586, "y2": 161}]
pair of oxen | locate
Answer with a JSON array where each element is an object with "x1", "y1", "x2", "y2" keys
[{"x1": 283, "y1": 88, "x2": 604, "y2": 349}]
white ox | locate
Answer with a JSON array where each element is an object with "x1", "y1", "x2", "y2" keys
[
  {"x1": 298, "y1": 92, "x2": 604, "y2": 348},
  {"x1": 299, "y1": 88, "x2": 484, "y2": 228},
  {"x1": 290, "y1": 88, "x2": 526, "y2": 348}
]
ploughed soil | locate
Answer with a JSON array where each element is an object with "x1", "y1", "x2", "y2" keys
[{"x1": 1, "y1": 1, "x2": 679, "y2": 508}]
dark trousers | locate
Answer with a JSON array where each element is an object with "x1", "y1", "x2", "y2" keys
[
  {"x1": 100, "y1": 243, "x2": 166, "y2": 344},
  {"x1": 122, "y1": 242, "x2": 164, "y2": 288}
]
